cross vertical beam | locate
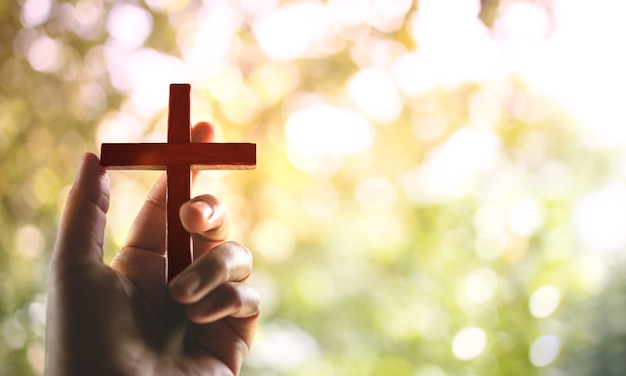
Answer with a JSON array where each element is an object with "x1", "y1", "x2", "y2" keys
[{"x1": 167, "y1": 84, "x2": 192, "y2": 281}]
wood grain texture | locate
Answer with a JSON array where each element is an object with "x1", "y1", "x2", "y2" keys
[
  {"x1": 168, "y1": 84, "x2": 190, "y2": 143},
  {"x1": 167, "y1": 165, "x2": 191, "y2": 281},
  {"x1": 100, "y1": 143, "x2": 256, "y2": 169}
]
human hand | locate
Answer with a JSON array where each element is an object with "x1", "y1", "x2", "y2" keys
[{"x1": 45, "y1": 122, "x2": 260, "y2": 376}]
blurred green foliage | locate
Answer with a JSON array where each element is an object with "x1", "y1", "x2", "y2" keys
[{"x1": 2, "y1": 0, "x2": 626, "y2": 375}]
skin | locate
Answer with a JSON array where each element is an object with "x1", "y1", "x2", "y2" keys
[{"x1": 45, "y1": 122, "x2": 260, "y2": 376}]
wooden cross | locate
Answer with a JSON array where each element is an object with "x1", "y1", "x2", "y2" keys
[{"x1": 101, "y1": 84, "x2": 256, "y2": 281}]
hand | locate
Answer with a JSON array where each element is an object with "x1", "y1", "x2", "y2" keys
[{"x1": 45, "y1": 122, "x2": 260, "y2": 376}]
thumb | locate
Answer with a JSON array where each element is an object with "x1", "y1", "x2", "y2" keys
[{"x1": 52, "y1": 153, "x2": 110, "y2": 271}]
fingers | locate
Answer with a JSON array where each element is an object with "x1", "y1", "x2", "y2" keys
[
  {"x1": 122, "y1": 122, "x2": 215, "y2": 254},
  {"x1": 52, "y1": 153, "x2": 110, "y2": 269},
  {"x1": 122, "y1": 173, "x2": 168, "y2": 254},
  {"x1": 169, "y1": 241, "x2": 251, "y2": 303},
  {"x1": 169, "y1": 242, "x2": 259, "y2": 323},
  {"x1": 187, "y1": 282, "x2": 260, "y2": 324},
  {"x1": 179, "y1": 194, "x2": 230, "y2": 259}
]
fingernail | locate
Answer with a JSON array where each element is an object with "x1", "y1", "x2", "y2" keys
[
  {"x1": 170, "y1": 271, "x2": 200, "y2": 297},
  {"x1": 190, "y1": 200, "x2": 214, "y2": 222}
]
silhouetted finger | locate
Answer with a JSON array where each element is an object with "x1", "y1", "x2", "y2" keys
[
  {"x1": 52, "y1": 153, "x2": 110, "y2": 270},
  {"x1": 168, "y1": 241, "x2": 252, "y2": 304},
  {"x1": 179, "y1": 194, "x2": 230, "y2": 259},
  {"x1": 186, "y1": 282, "x2": 260, "y2": 324}
]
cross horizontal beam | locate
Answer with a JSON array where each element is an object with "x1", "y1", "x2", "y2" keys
[{"x1": 101, "y1": 143, "x2": 256, "y2": 170}]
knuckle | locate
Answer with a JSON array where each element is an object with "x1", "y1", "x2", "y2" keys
[
  {"x1": 225, "y1": 241, "x2": 253, "y2": 262},
  {"x1": 248, "y1": 288, "x2": 261, "y2": 315},
  {"x1": 218, "y1": 283, "x2": 243, "y2": 309}
]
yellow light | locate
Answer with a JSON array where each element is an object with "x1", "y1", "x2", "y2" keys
[
  {"x1": 301, "y1": 181, "x2": 339, "y2": 218},
  {"x1": 15, "y1": 224, "x2": 45, "y2": 259},
  {"x1": 252, "y1": 1, "x2": 333, "y2": 60},
  {"x1": 463, "y1": 267, "x2": 499, "y2": 304},
  {"x1": 507, "y1": 198, "x2": 544, "y2": 237},
  {"x1": 250, "y1": 219, "x2": 295, "y2": 263},
  {"x1": 347, "y1": 68, "x2": 402, "y2": 124},
  {"x1": 285, "y1": 103, "x2": 373, "y2": 157}
]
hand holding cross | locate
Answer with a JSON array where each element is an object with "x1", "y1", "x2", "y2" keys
[{"x1": 100, "y1": 84, "x2": 256, "y2": 281}]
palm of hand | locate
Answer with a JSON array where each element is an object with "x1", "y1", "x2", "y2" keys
[
  {"x1": 50, "y1": 241, "x2": 254, "y2": 376},
  {"x1": 111, "y1": 247, "x2": 253, "y2": 375}
]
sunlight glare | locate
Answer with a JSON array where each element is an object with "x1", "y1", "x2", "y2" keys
[
  {"x1": 125, "y1": 49, "x2": 187, "y2": 116},
  {"x1": 350, "y1": 36, "x2": 407, "y2": 69},
  {"x1": 285, "y1": 103, "x2": 373, "y2": 156},
  {"x1": 391, "y1": 52, "x2": 440, "y2": 97},
  {"x1": 107, "y1": 177, "x2": 151, "y2": 250},
  {"x1": 238, "y1": 0, "x2": 280, "y2": 16},
  {"x1": 529, "y1": 285, "x2": 561, "y2": 319},
  {"x1": 408, "y1": 0, "x2": 499, "y2": 87},
  {"x1": 573, "y1": 183, "x2": 626, "y2": 252},
  {"x1": 252, "y1": 1, "x2": 333, "y2": 60},
  {"x1": 494, "y1": 2, "x2": 550, "y2": 45},
  {"x1": 96, "y1": 111, "x2": 146, "y2": 145},
  {"x1": 515, "y1": 0, "x2": 626, "y2": 147},
  {"x1": 20, "y1": 0, "x2": 53, "y2": 28},
  {"x1": 369, "y1": 0, "x2": 413, "y2": 33},
  {"x1": 145, "y1": 0, "x2": 189, "y2": 12},
  {"x1": 27, "y1": 36, "x2": 64, "y2": 73},
  {"x1": 347, "y1": 67, "x2": 403, "y2": 124},
  {"x1": 180, "y1": 1, "x2": 241, "y2": 72},
  {"x1": 327, "y1": 0, "x2": 369, "y2": 28},
  {"x1": 452, "y1": 326, "x2": 486, "y2": 360},
  {"x1": 248, "y1": 321, "x2": 321, "y2": 371},
  {"x1": 508, "y1": 198, "x2": 544, "y2": 237},
  {"x1": 250, "y1": 62, "x2": 299, "y2": 107},
  {"x1": 106, "y1": 3, "x2": 153, "y2": 50},
  {"x1": 404, "y1": 128, "x2": 501, "y2": 203},
  {"x1": 529, "y1": 335, "x2": 561, "y2": 367},
  {"x1": 72, "y1": 0, "x2": 105, "y2": 38}
]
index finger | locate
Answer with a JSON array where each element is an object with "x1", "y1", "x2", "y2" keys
[{"x1": 179, "y1": 194, "x2": 230, "y2": 259}]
